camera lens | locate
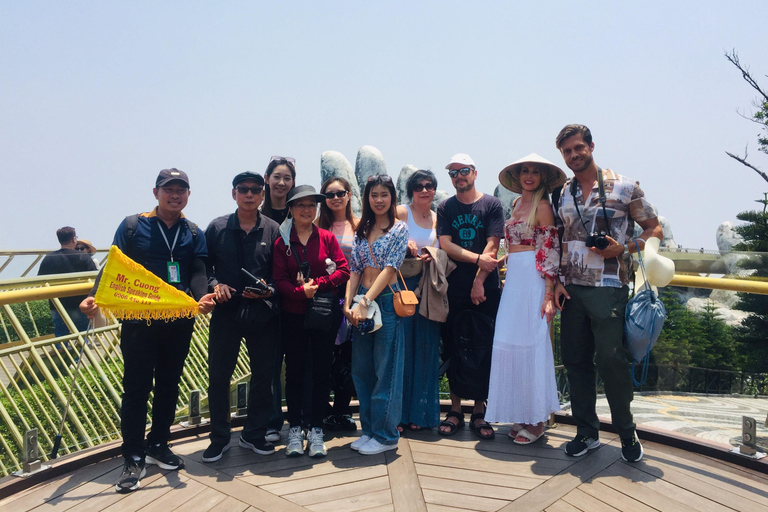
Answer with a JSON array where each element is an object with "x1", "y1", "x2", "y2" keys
[{"x1": 595, "y1": 236, "x2": 610, "y2": 250}]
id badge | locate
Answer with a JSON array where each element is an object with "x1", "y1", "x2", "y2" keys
[{"x1": 167, "y1": 261, "x2": 181, "y2": 283}]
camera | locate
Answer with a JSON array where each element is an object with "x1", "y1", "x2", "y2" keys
[
  {"x1": 585, "y1": 231, "x2": 610, "y2": 250},
  {"x1": 298, "y1": 261, "x2": 311, "y2": 281},
  {"x1": 240, "y1": 268, "x2": 270, "y2": 295}
]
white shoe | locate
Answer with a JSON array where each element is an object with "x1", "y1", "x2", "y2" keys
[
  {"x1": 307, "y1": 427, "x2": 327, "y2": 458},
  {"x1": 350, "y1": 435, "x2": 371, "y2": 451},
  {"x1": 285, "y1": 426, "x2": 305, "y2": 457},
  {"x1": 358, "y1": 438, "x2": 398, "y2": 455}
]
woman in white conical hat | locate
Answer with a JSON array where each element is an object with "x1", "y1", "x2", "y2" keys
[{"x1": 485, "y1": 154, "x2": 566, "y2": 445}]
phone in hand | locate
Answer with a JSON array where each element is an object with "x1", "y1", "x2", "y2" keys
[
  {"x1": 240, "y1": 268, "x2": 270, "y2": 295},
  {"x1": 558, "y1": 294, "x2": 567, "y2": 309}
]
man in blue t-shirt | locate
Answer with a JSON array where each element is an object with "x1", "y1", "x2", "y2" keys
[
  {"x1": 80, "y1": 168, "x2": 216, "y2": 493},
  {"x1": 436, "y1": 153, "x2": 505, "y2": 440}
]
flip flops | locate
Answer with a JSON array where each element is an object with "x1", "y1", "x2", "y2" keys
[
  {"x1": 469, "y1": 412, "x2": 495, "y2": 440},
  {"x1": 511, "y1": 427, "x2": 544, "y2": 445},
  {"x1": 438, "y1": 411, "x2": 465, "y2": 436}
]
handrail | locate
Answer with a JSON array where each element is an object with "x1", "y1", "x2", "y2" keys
[{"x1": 668, "y1": 274, "x2": 768, "y2": 294}]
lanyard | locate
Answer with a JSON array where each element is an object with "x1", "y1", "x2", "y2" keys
[
  {"x1": 158, "y1": 223, "x2": 181, "y2": 262},
  {"x1": 571, "y1": 167, "x2": 611, "y2": 234}
]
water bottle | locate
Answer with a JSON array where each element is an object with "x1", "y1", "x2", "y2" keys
[{"x1": 325, "y1": 258, "x2": 336, "y2": 275}]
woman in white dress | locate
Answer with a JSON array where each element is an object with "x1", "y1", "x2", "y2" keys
[{"x1": 485, "y1": 154, "x2": 566, "y2": 445}]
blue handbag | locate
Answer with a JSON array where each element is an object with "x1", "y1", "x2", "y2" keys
[{"x1": 625, "y1": 238, "x2": 666, "y2": 386}]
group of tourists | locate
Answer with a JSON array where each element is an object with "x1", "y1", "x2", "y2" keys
[{"x1": 77, "y1": 123, "x2": 663, "y2": 494}]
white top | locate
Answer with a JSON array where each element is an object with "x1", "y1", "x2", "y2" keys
[{"x1": 405, "y1": 204, "x2": 439, "y2": 250}]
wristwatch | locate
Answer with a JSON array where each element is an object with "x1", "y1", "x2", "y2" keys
[{"x1": 360, "y1": 296, "x2": 372, "y2": 308}]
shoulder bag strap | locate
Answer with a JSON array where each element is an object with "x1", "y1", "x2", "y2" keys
[{"x1": 367, "y1": 236, "x2": 409, "y2": 293}]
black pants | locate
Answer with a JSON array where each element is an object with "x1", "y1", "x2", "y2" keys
[
  {"x1": 120, "y1": 318, "x2": 195, "y2": 459},
  {"x1": 281, "y1": 312, "x2": 336, "y2": 428},
  {"x1": 207, "y1": 305, "x2": 278, "y2": 445}
]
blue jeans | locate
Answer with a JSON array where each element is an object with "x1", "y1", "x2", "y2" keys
[
  {"x1": 351, "y1": 286, "x2": 404, "y2": 445},
  {"x1": 51, "y1": 308, "x2": 90, "y2": 337},
  {"x1": 400, "y1": 274, "x2": 441, "y2": 428}
]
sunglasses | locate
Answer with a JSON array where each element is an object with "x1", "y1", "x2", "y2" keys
[
  {"x1": 413, "y1": 183, "x2": 436, "y2": 192},
  {"x1": 366, "y1": 174, "x2": 393, "y2": 183},
  {"x1": 324, "y1": 190, "x2": 348, "y2": 199},
  {"x1": 448, "y1": 167, "x2": 473, "y2": 178},
  {"x1": 76, "y1": 246, "x2": 89, "y2": 252},
  {"x1": 236, "y1": 185, "x2": 263, "y2": 195},
  {"x1": 270, "y1": 155, "x2": 296, "y2": 165}
]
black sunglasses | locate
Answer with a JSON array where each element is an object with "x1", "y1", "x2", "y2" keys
[
  {"x1": 367, "y1": 175, "x2": 393, "y2": 183},
  {"x1": 236, "y1": 185, "x2": 263, "y2": 195},
  {"x1": 75, "y1": 246, "x2": 89, "y2": 252},
  {"x1": 448, "y1": 167, "x2": 473, "y2": 178},
  {"x1": 413, "y1": 183, "x2": 436, "y2": 192},
  {"x1": 324, "y1": 190, "x2": 348, "y2": 199}
]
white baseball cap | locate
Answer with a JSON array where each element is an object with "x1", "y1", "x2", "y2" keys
[{"x1": 445, "y1": 153, "x2": 475, "y2": 169}]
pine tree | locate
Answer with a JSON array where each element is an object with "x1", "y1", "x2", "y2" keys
[{"x1": 651, "y1": 289, "x2": 696, "y2": 366}]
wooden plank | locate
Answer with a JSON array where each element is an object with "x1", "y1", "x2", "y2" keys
[
  {"x1": 28, "y1": 466, "x2": 130, "y2": 511},
  {"x1": 205, "y1": 442, "x2": 360, "y2": 475},
  {"x1": 596, "y1": 465, "x2": 702, "y2": 512},
  {"x1": 180, "y1": 457, "x2": 309, "y2": 512},
  {"x1": 544, "y1": 501, "x2": 580, "y2": 512},
  {"x1": 99, "y1": 471, "x2": 188, "y2": 512},
  {"x1": 412, "y1": 451, "x2": 556, "y2": 479},
  {"x1": 173, "y1": 487, "x2": 228, "y2": 512},
  {"x1": 561, "y1": 488, "x2": 620, "y2": 512},
  {"x1": 578, "y1": 480, "x2": 657, "y2": 512},
  {"x1": 135, "y1": 476, "x2": 206, "y2": 512},
  {"x1": 425, "y1": 505, "x2": 478, "y2": 512},
  {"x1": 496, "y1": 438, "x2": 622, "y2": 512},
  {"x1": 408, "y1": 441, "x2": 571, "y2": 471},
  {"x1": 415, "y1": 463, "x2": 542, "y2": 491},
  {"x1": 207, "y1": 496, "x2": 250, "y2": 512},
  {"x1": 241, "y1": 452, "x2": 385, "y2": 486},
  {"x1": 261, "y1": 465, "x2": 387, "y2": 496},
  {"x1": 409, "y1": 432, "x2": 577, "y2": 462},
  {"x1": 422, "y1": 488, "x2": 508, "y2": 512},
  {"x1": 385, "y1": 439, "x2": 427, "y2": 512},
  {"x1": 419, "y1": 475, "x2": 526, "y2": 501},
  {"x1": 304, "y1": 489, "x2": 392, "y2": 512},
  {"x1": 284, "y1": 475, "x2": 390, "y2": 507}
]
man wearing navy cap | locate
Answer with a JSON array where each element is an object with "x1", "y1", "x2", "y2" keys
[{"x1": 202, "y1": 171, "x2": 282, "y2": 462}]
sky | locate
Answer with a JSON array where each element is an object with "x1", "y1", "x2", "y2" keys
[{"x1": 2, "y1": 1, "x2": 768, "y2": 253}]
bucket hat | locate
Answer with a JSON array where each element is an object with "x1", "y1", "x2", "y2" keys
[
  {"x1": 499, "y1": 153, "x2": 566, "y2": 194},
  {"x1": 286, "y1": 184, "x2": 326, "y2": 205}
]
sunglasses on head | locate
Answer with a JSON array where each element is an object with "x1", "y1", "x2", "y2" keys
[
  {"x1": 324, "y1": 190, "x2": 348, "y2": 199},
  {"x1": 270, "y1": 155, "x2": 296, "y2": 165},
  {"x1": 236, "y1": 185, "x2": 263, "y2": 195},
  {"x1": 413, "y1": 183, "x2": 435, "y2": 192},
  {"x1": 448, "y1": 167, "x2": 473, "y2": 178},
  {"x1": 366, "y1": 174, "x2": 393, "y2": 183}
]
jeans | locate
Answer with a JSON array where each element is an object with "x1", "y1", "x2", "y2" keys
[
  {"x1": 400, "y1": 274, "x2": 441, "y2": 428},
  {"x1": 207, "y1": 305, "x2": 277, "y2": 445},
  {"x1": 351, "y1": 287, "x2": 404, "y2": 445},
  {"x1": 561, "y1": 284, "x2": 635, "y2": 439},
  {"x1": 51, "y1": 308, "x2": 90, "y2": 337},
  {"x1": 120, "y1": 318, "x2": 194, "y2": 458}
]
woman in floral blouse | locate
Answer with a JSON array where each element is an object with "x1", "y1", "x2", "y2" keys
[
  {"x1": 344, "y1": 175, "x2": 408, "y2": 455},
  {"x1": 485, "y1": 154, "x2": 566, "y2": 445}
]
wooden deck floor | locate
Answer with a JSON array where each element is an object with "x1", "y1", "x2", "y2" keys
[{"x1": 3, "y1": 423, "x2": 768, "y2": 512}]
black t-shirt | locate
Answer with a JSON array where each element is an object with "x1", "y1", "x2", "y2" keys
[
  {"x1": 38, "y1": 248, "x2": 98, "y2": 310},
  {"x1": 436, "y1": 194, "x2": 505, "y2": 294}
]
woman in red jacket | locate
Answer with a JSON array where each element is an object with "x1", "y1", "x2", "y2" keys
[{"x1": 273, "y1": 185, "x2": 350, "y2": 458}]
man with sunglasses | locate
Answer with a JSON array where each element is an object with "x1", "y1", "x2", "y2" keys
[
  {"x1": 552, "y1": 124, "x2": 662, "y2": 463},
  {"x1": 202, "y1": 171, "x2": 281, "y2": 462},
  {"x1": 436, "y1": 154, "x2": 505, "y2": 440}
]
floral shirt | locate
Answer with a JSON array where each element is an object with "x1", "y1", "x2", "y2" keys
[
  {"x1": 350, "y1": 221, "x2": 408, "y2": 273},
  {"x1": 505, "y1": 220, "x2": 559, "y2": 280},
  {"x1": 555, "y1": 168, "x2": 657, "y2": 288}
]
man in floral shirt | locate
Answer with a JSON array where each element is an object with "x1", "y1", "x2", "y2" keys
[{"x1": 552, "y1": 124, "x2": 662, "y2": 463}]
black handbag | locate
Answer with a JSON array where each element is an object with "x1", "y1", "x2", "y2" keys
[
  {"x1": 236, "y1": 297, "x2": 279, "y2": 333},
  {"x1": 290, "y1": 242, "x2": 337, "y2": 331}
]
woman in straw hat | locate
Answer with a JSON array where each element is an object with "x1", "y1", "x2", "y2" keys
[{"x1": 485, "y1": 154, "x2": 566, "y2": 445}]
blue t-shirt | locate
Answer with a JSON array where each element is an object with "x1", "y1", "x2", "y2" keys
[
  {"x1": 436, "y1": 194, "x2": 505, "y2": 294},
  {"x1": 112, "y1": 209, "x2": 208, "y2": 295}
]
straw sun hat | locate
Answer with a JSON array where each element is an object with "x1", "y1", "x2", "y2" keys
[{"x1": 499, "y1": 153, "x2": 567, "y2": 194}]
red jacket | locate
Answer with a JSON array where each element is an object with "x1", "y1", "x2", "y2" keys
[{"x1": 273, "y1": 225, "x2": 350, "y2": 315}]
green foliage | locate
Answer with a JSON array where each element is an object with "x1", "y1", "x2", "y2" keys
[
  {"x1": 692, "y1": 301, "x2": 741, "y2": 370},
  {"x1": 0, "y1": 300, "x2": 55, "y2": 343},
  {"x1": 652, "y1": 290, "x2": 696, "y2": 366}
]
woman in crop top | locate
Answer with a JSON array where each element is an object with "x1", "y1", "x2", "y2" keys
[
  {"x1": 485, "y1": 154, "x2": 566, "y2": 445},
  {"x1": 394, "y1": 169, "x2": 442, "y2": 433},
  {"x1": 344, "y1": 174, "x2": 408, "y2": 455}
]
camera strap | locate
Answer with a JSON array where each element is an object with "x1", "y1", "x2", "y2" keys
[{"x1": 570, "y1": 167, "x2": 611, "y2": 235}]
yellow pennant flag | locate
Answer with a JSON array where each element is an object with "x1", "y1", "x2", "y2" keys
[{"x1": 95, "y1": 245, "x2": 199, "y2": 321}]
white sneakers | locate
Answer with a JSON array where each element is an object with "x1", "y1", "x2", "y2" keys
[
  {"x1": 285, "y1": 426, "x2": 305, "y2": 457},
  {"x1": 357, "y1": 437, "x2": 398, "y2": 455},
  {"x1": 350, "y1": 435, "x2": 372, "y2": 451},
  {"x1": 307, "y1": 427, "x2": 327, "y2": 458}
]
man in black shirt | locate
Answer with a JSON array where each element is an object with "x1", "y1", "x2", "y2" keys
[
  {"x1": 38, "y1": 226, "x2": 97, "y2": 336},
  {"x1": 202, "y1": 171, "x2": 281, "y2": 462},
  {"x1": 436, "y1": 154, "x2": 505, "y2": 440}
]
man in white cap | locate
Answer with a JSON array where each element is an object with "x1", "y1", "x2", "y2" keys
[
  {"x1": 552, "y1": 124, "x2": 663, "y2": 463},
  {"x1": 436, "y1": 153, "x2": 505, "y2": 440}
]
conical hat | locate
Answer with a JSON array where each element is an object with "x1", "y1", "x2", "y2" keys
[
  {"x1": 633, "y1": 237, "x2": 675, "y2": 291},
  {"x1": 499, "y1": 153, "x2": 567, "y2": 194}
]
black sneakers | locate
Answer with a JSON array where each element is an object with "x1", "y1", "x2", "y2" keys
[
  {"x1": 621, "y1": 432, "x2": 644, "y2": 463},
  {"x1": 239, "y1": 436, "x2": 276, "y2": 455},
  {"x1": 564, "y1": 435, "x2": 601, "y2": 457},
  {"x1": 201, "y1": 441, "x2": 230, "y2": 463},
  {"x1": 115, "y1": 457, "x2": 146, "y2": 493},
  {"x1": 145, "y1": 443, "x2": 184, "y2": 470}
]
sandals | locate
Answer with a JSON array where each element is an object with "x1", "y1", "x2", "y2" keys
[
  {"x1": 438, "y1": 411, "x2": 465, "y2": 436},
  {"x1": 408, "y1": 424, "x2": 424, "y2": 432},
  {"x1": 512, "y1": 427, "x2": 543, "y2": 445},
  {"x1": 469, "y1": 412, "x2": 495, "y2": 440}
]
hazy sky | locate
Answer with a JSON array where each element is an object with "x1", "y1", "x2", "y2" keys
[{"x1": 2, "y1": 1, "x2": 767, "y2": 252}]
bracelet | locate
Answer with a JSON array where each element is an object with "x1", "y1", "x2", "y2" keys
[
  {"x1": 544, "y1": 292, "x2": 554, "y2": 300},
  {"x1": 475, "y1": 254, "x2": 481, "y2": 265}
]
